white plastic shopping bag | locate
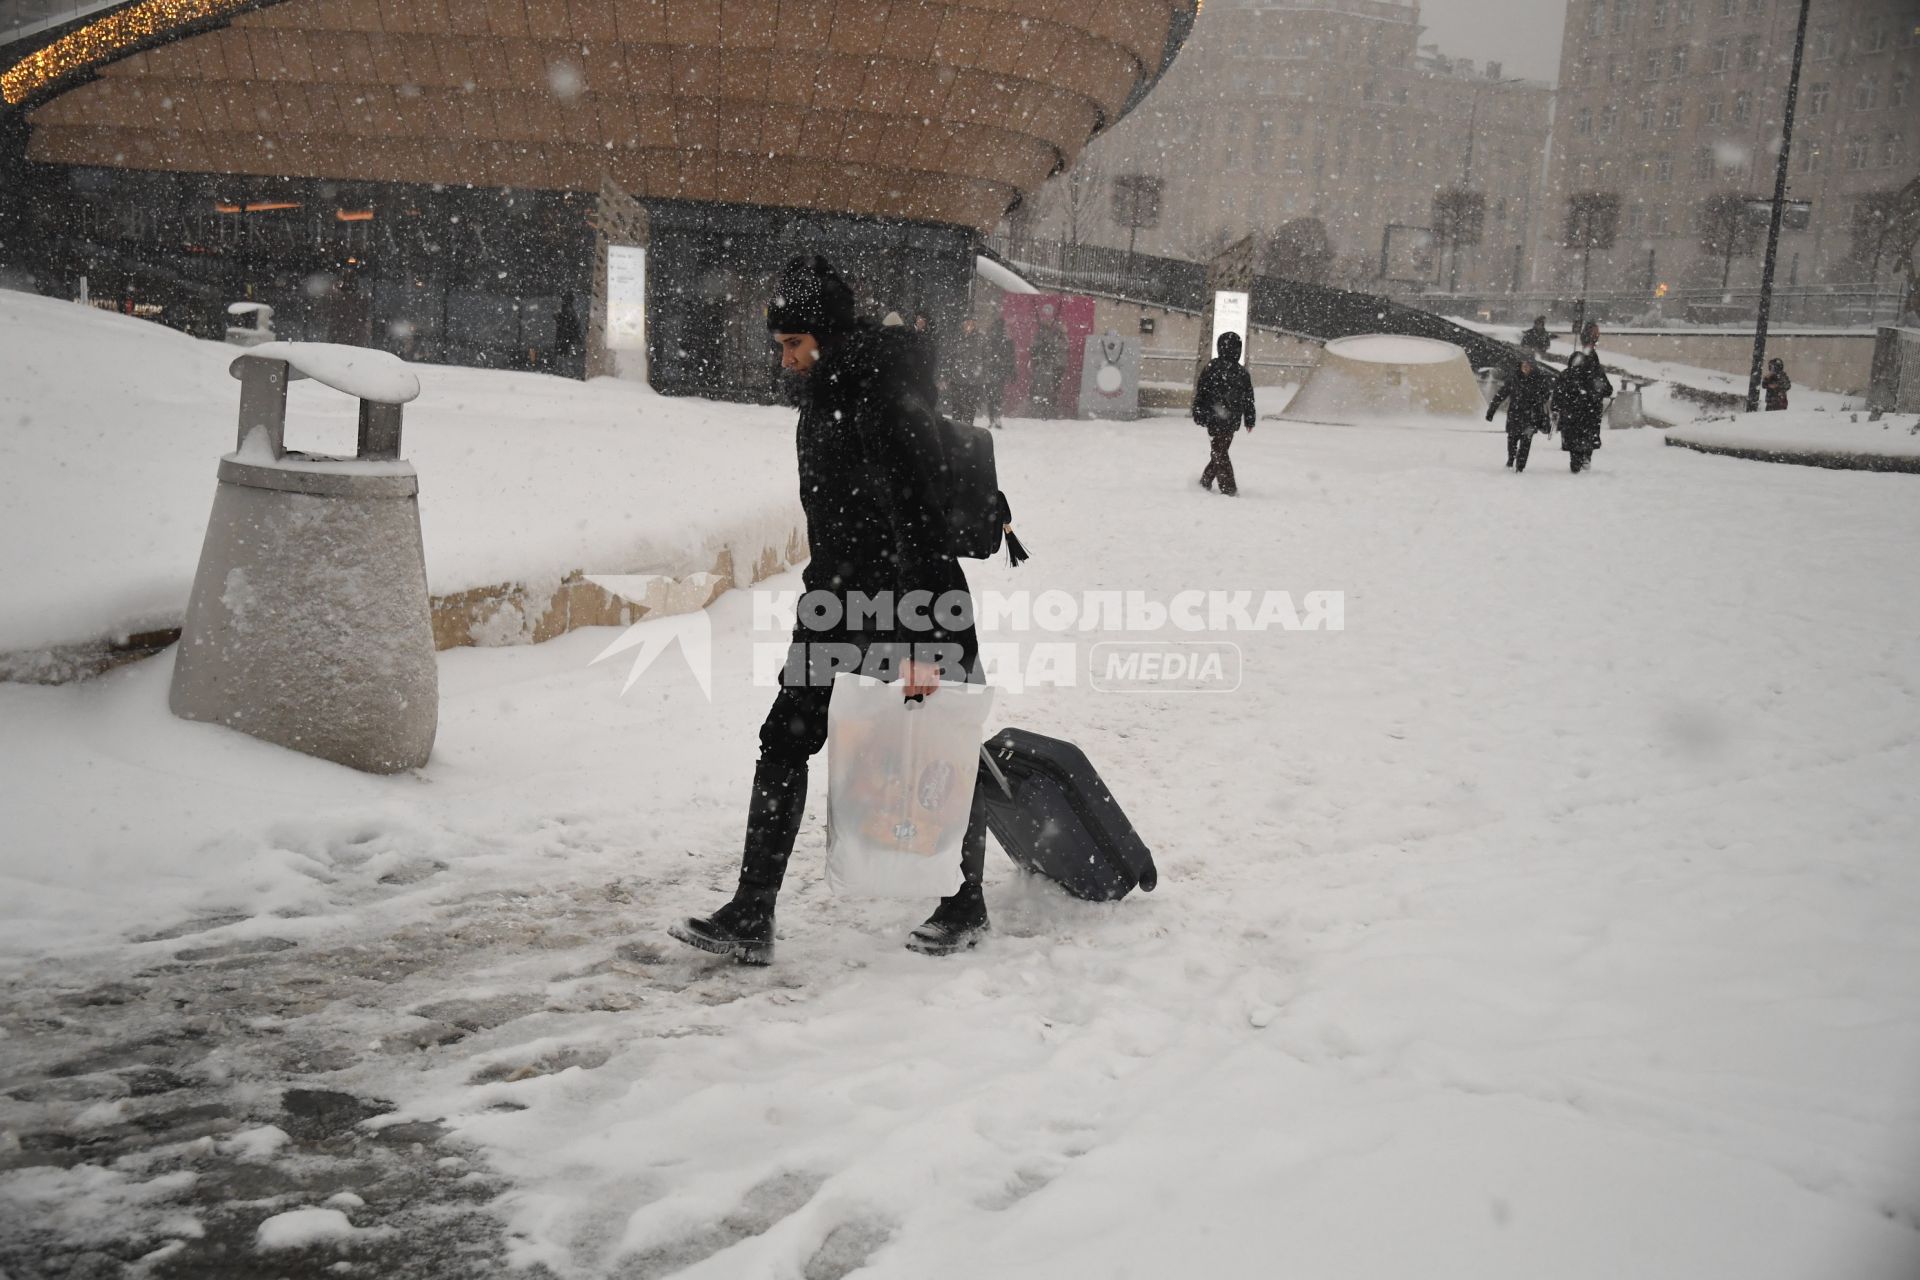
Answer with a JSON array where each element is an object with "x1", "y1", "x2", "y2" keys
[{"x1": 825, "y1": 672, "x2": 995, "y2": 898}]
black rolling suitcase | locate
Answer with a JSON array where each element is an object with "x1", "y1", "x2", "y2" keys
[{"x1": 978, "y1": 728, "x2": 1157, "y2": 902}]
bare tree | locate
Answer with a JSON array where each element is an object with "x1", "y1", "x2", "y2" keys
[
  {"x1": 1696, "y1": 192, "x2": 1760, "y2": 289},
  {"x1": 1260, "y1": 217, "x2": 1336, "y2": 284},
  {"x1": 1563, "y1": 192, "x2": 1620, "y2": 336},
  {"x1": 1049, "y1": 151, "x2": 1110, "y2": 254}
]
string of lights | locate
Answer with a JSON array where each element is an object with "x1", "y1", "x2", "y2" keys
[{"x1": 2, "y1": 0, "x2": 266, "y2": 108}]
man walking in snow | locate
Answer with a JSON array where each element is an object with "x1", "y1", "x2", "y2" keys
[
  {"x1": 1193, "y1": 331, "x2": 1256, "y2": 496},
  {"x1": 670, "y1": 256, "x2": 993, "y2": 965},
  {"x1": 1486, "y1": 352, "x2": 1554, "y2": 472}
]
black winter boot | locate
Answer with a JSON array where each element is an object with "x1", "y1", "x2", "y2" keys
[
  {"x1": 906, "y1": 881, "x2": 989, "y2": 956},
  {"x1": 670, "y1": 760, "x2": 806, "y2": 965},
  {"x1": 670, "y1": 888, "x2": 777, "y2": 965}
]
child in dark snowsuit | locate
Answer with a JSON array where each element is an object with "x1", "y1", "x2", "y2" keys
[{"x1": 1486, "y1": 353, "x2": 1555, "y2": 472}]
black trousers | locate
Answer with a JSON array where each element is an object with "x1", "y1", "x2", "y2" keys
[
  {"x1": 1200, "y1": 427, "x2": 1238, "y2": 495},
  {"x1": 983, "y1": 380, "x2": 1005, "y2": 425},
  {"x1": 746, "y1": 573, "x2": 991, "y2": 897},
  {"x1": 947, "y1": 388, "x2": 981, "y2": 426},
  {"x1": 1506, "y1": 431, "x2": 1534, "y2": 471},
  {"x1": 1569, "y1": 449, "x2": 1592, "y2": 473}
]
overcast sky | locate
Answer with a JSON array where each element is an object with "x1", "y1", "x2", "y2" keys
[{"x1": 1416, "y1": 0, "x2": 1570, "y2": 84}]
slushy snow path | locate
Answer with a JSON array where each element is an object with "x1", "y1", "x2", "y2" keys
[{"x1": 3, "y1": 413, "x2": 1918, "y2": 1279}]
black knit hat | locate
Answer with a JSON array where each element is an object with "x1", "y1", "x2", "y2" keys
[{"x1": 767, "y1": 255, "x2": 857, "y2": 336}]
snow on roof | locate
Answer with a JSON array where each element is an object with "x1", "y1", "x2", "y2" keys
[
  {"x1": 975, "y1": 255, "x2": 1039, "y2": 295},
  {"x1": 226, "y1": 302, "x2": 272, "y2": 316},
  {"x1": 235, "y1": 341, "x2": 420, "y2": 405}
]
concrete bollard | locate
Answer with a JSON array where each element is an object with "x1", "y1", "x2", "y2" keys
[
  {"x1": 169, "y1": 343, "x2": 437, "y2": 773},
  {"x1": 1607, "y1": 385, "x2": 1645, "y2": 429}
]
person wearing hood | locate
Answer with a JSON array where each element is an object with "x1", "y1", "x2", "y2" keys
[
  {"x1": 1486, "y1": 352, "x2": 1554, "y2": 472},
  {"x1": 1519, "y1": 316, "x2": 1553, "y2": 358},
  {"x1": 1192, "y1": 331, "x2": 1257, "y2": 495},
  {"x1": 1762, "y1": 358, "x2": 1791, "y2": 411},
  {"x1": 1553, "y1": 326, "x2": 1613, "y2": 473},
  {"x1": 670, "y1": 256, "x2": 993, "y2": 965}
]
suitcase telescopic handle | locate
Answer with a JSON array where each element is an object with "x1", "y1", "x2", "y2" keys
[{"x1": 979, "y1": 745, "x2": 1014, "y2": 798}]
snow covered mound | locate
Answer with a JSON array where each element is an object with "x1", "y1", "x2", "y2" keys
[
  {"x1": 0, "y1": 289, "x2": 803, "y2": 659},
  {"x1": 1281, "y1": 334, "x2": 1487, "y2": 427},
  {"x1": 1667, "y1": 410, "x2": 1920, "y2": 472}
]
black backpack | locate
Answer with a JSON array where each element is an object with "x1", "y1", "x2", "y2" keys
[{"x1": 934, "y1": 413, "x2": 1028, "y2": 566}]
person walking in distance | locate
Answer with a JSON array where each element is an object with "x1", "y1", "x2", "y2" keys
[
  {"x1": 1762, "y1": 357, "x2": 1791, "y2": 411},
  {"x1": 944, "y1": 316, "x2": 986, "y2": 426},
  {"x1": 1519, "y1": 315, "x2": 1553, "y2": 359},
  {"x1": 1193, "y1": 331, "x2": 1256, "y2": 495},
  {"x1": 983, "y1": 315, "x2": 1015, "y2": 429},
  {"x1": 1486, "y1": 352, "x2": 1553, "y2": 472},
  {"x1": 670, "y1": 256, "x2": 994, "y2": 964},
  {"x1": 1554, "y1": 323, "x2": 1612, "y2": 474}
]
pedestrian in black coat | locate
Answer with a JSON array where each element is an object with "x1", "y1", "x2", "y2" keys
[
  {"x1": 671, "y1": 255, "x2": 992, "y2": 965},
  {"x1": 1554, "y1": 348, "x2": 1613, "y2": 473},
  {"x1": 1763, "y1": 358, "x2": 1791, "y2": 411},
  {"x1": 1519, "y1": 316, "x2": 1553, "y2": 358},
  {"x1": 1486, "y1": 353, "x2": 1554, "y2": 472},
  {"x1": 1193, "y1": 331, "x2": 1257, "y2": 496},
  {"x1": 983, "y1": 316, "x2": 1015, "y2": 429}
]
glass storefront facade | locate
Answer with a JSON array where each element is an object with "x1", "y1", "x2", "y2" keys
[
  {"x1": 15, "y1": 164, "x2": 594, "y2": 374},
  {"x1": 10, "y1": 162, "x2": 978, "y2": 401}
]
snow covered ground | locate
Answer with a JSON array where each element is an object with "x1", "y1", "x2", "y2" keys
[
  {"x1": 0, "y1": 290, "x2": 802, "y2": 656},
  {"x1": 1668, "y1": 410, "x2": 1920, "y2": 463},
  {"x1": 5, "y1": 378, "x2": 1919, "y2": 1277}
]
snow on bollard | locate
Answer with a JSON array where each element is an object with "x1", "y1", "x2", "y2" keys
[{"x1": 168, "y1": 342, "x2": 437, "y2": 774}]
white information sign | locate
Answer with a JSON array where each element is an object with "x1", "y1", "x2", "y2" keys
[
  {"x1": 607, "y1": 244, "x2": 646, "y2": 351},
  {"x1": 1211, "y1": 290, "x2": 1249, "y2": 364}
]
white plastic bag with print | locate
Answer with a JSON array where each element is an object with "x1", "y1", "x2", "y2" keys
[{"x1": 825, "y1": 672, "x2": 994, "y2": 898}]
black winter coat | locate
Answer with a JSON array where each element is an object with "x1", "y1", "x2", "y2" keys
[
  {"x1": 1488, "y1": 366, "x2": 1555, "y2": 435},
  {"x1": 1193, "y1": 356, "x2": 1256, "y2": 430},
  {"x1": 1519, "y1": 323, "x2": 1553, "y2": 356},
  {"x1": 794, "y1": 323, "x2": 959, "y2": 603},
  {"x1": 1553, "y1": 351, "x2": 1613, "y2": 451}
]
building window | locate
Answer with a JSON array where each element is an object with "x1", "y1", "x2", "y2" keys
[
  {"x1": 1845, "y1": 137, "x2": 1868, "y2": 169},
  {"x1": 1880, "y1": 133, "x2": 1902, "y2": 167},
  {"x1": 1655, "y1": 154, "x2": 1673, "y2": 184},
  {"x1": 1733, "y1": 90, "x2": 1753, "y2": 122},
  {"x1": 1864, "y1": 27, "x2": 1890, "y2": 54},
  {"x1": 1613, "y1": 0, "x2": 1633, "y2": 34},
  {"x1": 1716, "y1": 0, "x2": 1735, "y2": 15},
  {"x1": 1797, "y1": 143, "x2": 1821, "y2": 174},
  {"x1": 1587, "y1": 0, "x2": 1605, "y2": 36},
  {"x1": 1852, "y1": 78, "x2": 1880, "y2": 111},
  {"x1": 1671, "y1": 46, "x2": 1689, "y2": 77},
  {"x1": 1625, "y1": 205, "x2": 1646, "y2": 234},
  {"x1": 1652, "y1": 209, "x2": 1669, "y2": 235},
  {"x1": 1600, "y1": 105, "x2": 1619, "y2": 135},
  {"x1": 1705, "y1": 98, "x2": 1724, "y2": 122},
  {"x1": 1646, "y1": 51, "x2": 1664, "y2": 80},
  {"x1": 1650, "y1": 0, "x2": 1668, "y2": 24},
  {"x1": 1805, "y1": 82, "x2": 1829, "y2": 117},
  {"x1": 1810, "y1": 25, "x2": 1835, "y2": 60},
  {"x1": 1677, "y1": 0, "x2": 1695, "y2": 21},
  {"x1": 1576, "y1": 107, "x2": 1594, "y2": 136},
  {"x1": 1893, "y1": 72, "x2": 1911, "y2": 109},
  {"x1": 1640, "y1": 102, "x2": 1658, "y2": 130},
  {"x1": 1709, "y1": 39, "x2": 1730, "y2": 72},
  {"x1": 1746, "y1": 0, "x2": 1764, "y2": 14},
  {"x1": 1695, "y1": 146, "x2": 1715, "y2": 177},
  {"x1": 1663, "y1": 100, "x2": 1684, "y2": 129},
  {"x1": 1611, "y1": 60, "x2": 1630, "y2": 84},
  {"x1": 1739, "y1": 35, "x2": 1761, "y2": 70}
]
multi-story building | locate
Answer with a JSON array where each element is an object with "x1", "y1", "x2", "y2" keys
[
  {"x1": 1026, "y1": 0, "x2": 1554, "y2": 295},
  {"x1": 1545, "y1": 0, "x2": 1920, "y2": 303}
]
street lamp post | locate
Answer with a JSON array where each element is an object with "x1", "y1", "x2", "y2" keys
[{"x1": 1745, "y1": 0, "x2": 1812, "y2": 412}]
